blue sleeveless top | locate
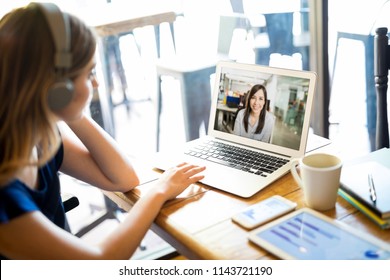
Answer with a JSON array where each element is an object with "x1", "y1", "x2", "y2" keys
[{"x1": 0, "y1": 144, "x2": 67, "y2": 259}]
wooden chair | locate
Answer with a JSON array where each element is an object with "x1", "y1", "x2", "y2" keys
[
  {"x1": 59, "y1": 174, "x2": 125, "y2": 237},
  {"x1": 62, "y1": 193, "x2": 79, "y2": 212},
  {"x1": 93, "y1": 11, "x2": 178, "y2": 138},
  {"x1": 374, "y1": 27, "x2": 390, "y2": 149}
]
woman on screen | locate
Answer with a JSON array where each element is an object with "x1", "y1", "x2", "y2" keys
[{"x1": 233, "y1": 84, "x2": 275, "y2": 143}]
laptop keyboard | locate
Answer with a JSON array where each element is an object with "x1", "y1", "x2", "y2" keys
[{"x1": 184, "y1": 140, "x2": 289, "y2": 177}]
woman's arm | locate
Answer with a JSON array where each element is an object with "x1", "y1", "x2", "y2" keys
[
  {"x1": 0, "y1": 163, "x2": 205, "y2": 259},
  {"x1": 59, "y1": 114, "x2": 140, "y2": 192},
  {"x1": 99, "y1": 163, "x2": 205, "y2": 258}
]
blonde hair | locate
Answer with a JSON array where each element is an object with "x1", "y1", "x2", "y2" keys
[{"x1": 0, "y1": 4, "x2": 96, "y2": 185}]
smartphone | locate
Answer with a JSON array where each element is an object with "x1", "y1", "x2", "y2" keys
[{"x1": 232, "y1": 195, "x2": 297, "y2": 230}]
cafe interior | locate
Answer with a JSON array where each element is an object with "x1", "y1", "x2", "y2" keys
[{"x1": 1, "y1": 0, "x2": 389, "y2": 259}]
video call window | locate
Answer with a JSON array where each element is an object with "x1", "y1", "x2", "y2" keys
[{"x1": 214, "y1": 67, "x2": 310, "y2": 150}]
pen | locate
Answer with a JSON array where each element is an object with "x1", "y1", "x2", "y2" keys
[{"x1": 368, "y1": 173, "x2": 377, "y2": 203}]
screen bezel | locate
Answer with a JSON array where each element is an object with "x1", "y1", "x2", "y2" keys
[{"x1": 208, "y1": 61, "x2": 317, "y2": 158}]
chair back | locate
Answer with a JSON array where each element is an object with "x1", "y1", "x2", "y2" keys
[
  {"x1": 217, "y1": 13, "x2": 250, "y2": 56},
  {"x1": 374, "y1": 27, "x2": 390, "y2": 149}
]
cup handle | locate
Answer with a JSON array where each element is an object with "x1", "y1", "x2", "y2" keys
[{"x1": 290, "y1": 158, "x2": 303, "y2": 188}]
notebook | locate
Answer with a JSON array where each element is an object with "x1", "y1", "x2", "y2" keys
[
  {"x1": 154, "y1": 61, "x2": 317, "y2": 198},
  {"x1": 340, "y1": 148, "x2": 390, "y2": 219}
]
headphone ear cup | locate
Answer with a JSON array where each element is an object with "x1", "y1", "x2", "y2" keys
[{"x1": 47, "y1": 79, "x2": 74, "y2": 111}]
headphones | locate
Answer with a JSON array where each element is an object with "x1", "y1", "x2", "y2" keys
[{"x1": 32, "y1": 2, "x2": 74, "y2": 111}]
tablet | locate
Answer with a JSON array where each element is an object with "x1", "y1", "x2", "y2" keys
[{"x1": 248, "y1": 208, "x2": 390, "y2": 260}]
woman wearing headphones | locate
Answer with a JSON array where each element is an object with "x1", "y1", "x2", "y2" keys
[{"x1": 0, "y1": 3, "x2": 205, "y2": 259}]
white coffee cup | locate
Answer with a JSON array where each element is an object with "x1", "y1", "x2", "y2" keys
[{"x1": 291, "y1": 153, "x2": 342, "y2": 211}]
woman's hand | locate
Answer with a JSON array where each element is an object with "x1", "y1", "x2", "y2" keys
[{"x1": 154, "y1": 163, "x2": 206, "y2": 201}]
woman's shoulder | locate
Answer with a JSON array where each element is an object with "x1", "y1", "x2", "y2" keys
[
  {"x1": 0, "y1": 142, "x2": 64, "y2": 224},
  {"x1": 265, "y1": 111, "x2": 276, "y2": 121},
  {"x1": 0, "y1": 181, "x2": 39, "y2": 223},
  {"x1": 236, "y1": 108, "x2": 245, "y2": 118}
]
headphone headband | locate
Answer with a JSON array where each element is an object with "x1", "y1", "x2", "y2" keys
[
  {"x1": 30, "y1": 2, "x2": 74, "y2": 111},
  {"x1": 32, "y1": 2, "x2": 72, "y2": 69}
]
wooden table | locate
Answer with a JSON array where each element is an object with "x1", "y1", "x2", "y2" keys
[{"x1": 103, "y1": 142, "x2": 390, "y2": 260}]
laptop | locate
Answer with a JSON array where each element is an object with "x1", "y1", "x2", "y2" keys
[{"x1": 155, "y1": 61, "x2": 317, "y2": 198}]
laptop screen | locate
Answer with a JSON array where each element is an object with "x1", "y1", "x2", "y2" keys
[{"x1": 208, "y1": 61, "x2": 317, "y2": 158}]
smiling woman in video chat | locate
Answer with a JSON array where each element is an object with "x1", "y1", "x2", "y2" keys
[{"x1": 233, "y1": 84, "x2": 275, "y2": 143}]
